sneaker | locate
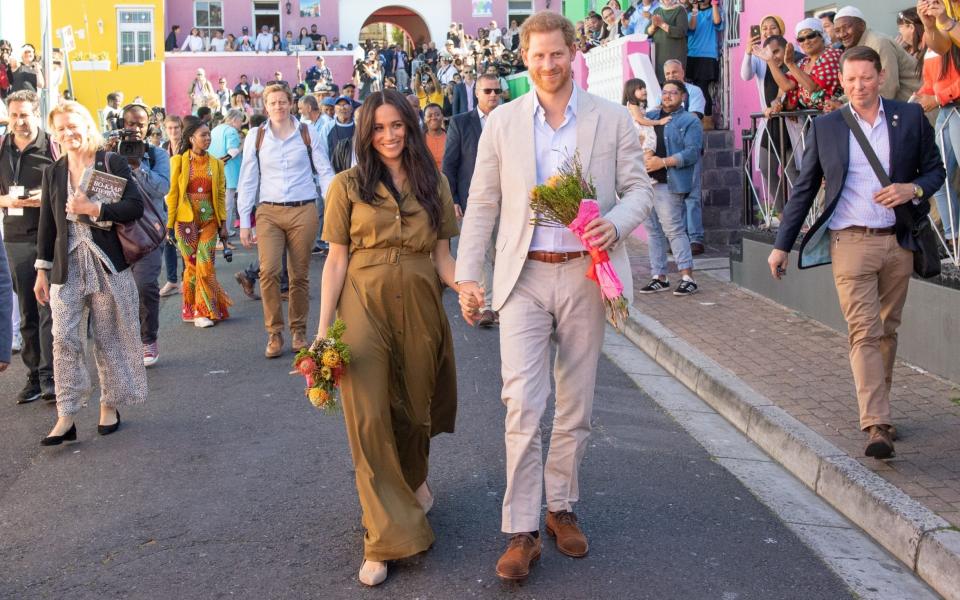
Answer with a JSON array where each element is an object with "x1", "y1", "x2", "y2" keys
[
  {"x1": 639, "y1": 278, "x2": 671, "y2": 294},
  {"x1": 194, "y1": 317, "x2": 215, "y2": 328},
  {"x1": 11, "y1": 331, "x2": 23, "y2": 354},
  {"x1": 143, "y1": 342, "x2": 159, "y2": 367},
  {"x1": 674, "y1": 278, "x2": 699, "y2": 296},
  {"x1": 312, "y1": 244, "x2": 328, "y2": 255},
  {"x1": 17, "y1": 379, "x2": 42, "y2": 404},
  {"x1": 40, "y1": 378, "x2": 56, "y2": 401},
  {"x1": 159, "y1": 282, "x2": 180, "y2": 297}
]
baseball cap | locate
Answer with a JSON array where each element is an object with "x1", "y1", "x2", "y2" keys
[
  {"x1": 834, "y1": 6, "x2": 866, "y2": 21},
  {"x1": 321, "y1": 97, "x2": 337, "y2": 107},
  {"x1": 334, "y1": 95, "x2": 352, "y2": 105}
]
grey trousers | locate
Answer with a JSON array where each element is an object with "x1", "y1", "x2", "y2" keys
[
  {"x1": 5, "y1": 242, "x2": 53, "y2": 382},
  {"x1": 50, "y1": 253, "x2": 148, "y2": 417},
  {"x1": 130, "y1": 247, "x2": 162, "y2": 345}
]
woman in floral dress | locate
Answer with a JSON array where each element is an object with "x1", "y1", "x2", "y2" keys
[
  {"x1": 165, "y1": 121, "x2": 231, "y2": 328},
  {"x1": 781, "y1": 19, "x2": 844, "y2": 111}
]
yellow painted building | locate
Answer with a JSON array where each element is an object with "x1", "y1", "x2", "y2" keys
[{"x1": 24, "y1": 0, "x2": 165, "y2": 115}]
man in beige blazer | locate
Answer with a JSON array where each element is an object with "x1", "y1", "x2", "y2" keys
[{"x1": 455, "y1": 11, "x2": 654, "y2": 583}]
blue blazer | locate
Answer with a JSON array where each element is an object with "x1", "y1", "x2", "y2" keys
[
  {"x1": 774, "y1": 99, "x2": 945, "y2": 269},
  {"x1": 0, "y1": 232, "x2": 12, "y2": 365},
  {"x1": 452, "y1": 83, "x2": 478, "y2": 116},
  {"x1": 441, "y1": 109, "x2": 483, "y2": 209}
]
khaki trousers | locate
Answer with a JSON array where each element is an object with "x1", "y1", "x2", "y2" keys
[
  {"x1": 830, "y1": 230, "x2": 913, "y2": 430},
  {"x1": 255, "y1": 203, "x2": 319, "y2": 335},
  {"x1": 498, "y1": 257, "x2": 606, "y2": 533}
]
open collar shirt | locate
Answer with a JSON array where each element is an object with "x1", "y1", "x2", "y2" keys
[
  {"x1": 828, "y1": 99, "x2": 896, "y2": 230},
  {"x1": 528, "y1": 85, "x2": 586, "y2": 253},
  {"x1": 236, "y1": 116, "x2": 334, "y2": 229}
]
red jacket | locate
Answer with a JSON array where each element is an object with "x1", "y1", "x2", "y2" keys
[{"x1": 919, "y1": 49, "x2": 960, "y2": 107}]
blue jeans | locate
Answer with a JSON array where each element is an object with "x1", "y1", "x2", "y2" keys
[
  {"x1": 683, "y1": 159, "x2": 704, "y2": 244},
  {"x1": 647, "y1": 184, "x2": 694, "y2": 277},
  {"x1": 163, "y1": 239, "x2": 180, "y2": 284},
  {"x1": 934, "y1": 108, "x2": 960, "y2": 241}
]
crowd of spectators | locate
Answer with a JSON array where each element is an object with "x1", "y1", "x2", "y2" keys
[{"x1": 165, "y1": 24, "x2": 346, "y2": 54}]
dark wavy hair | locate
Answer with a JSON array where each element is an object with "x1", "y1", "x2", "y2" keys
[
  {"x1": 354, "y1": 89, "x2": 442, "y2": 231},
  {"x1": 621, "y1": 78, "x2": 647, "y2": 106},
  {"x1": 178, "y1": 119, "x2": 209, "y2": 155}
]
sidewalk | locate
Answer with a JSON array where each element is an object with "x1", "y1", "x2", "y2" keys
[{"x1": 622, "y1": 238, "x2": 960, "y2": 600}]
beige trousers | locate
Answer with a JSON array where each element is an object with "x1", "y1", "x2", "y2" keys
[
  {"x1": 830, "y1": 229, "x2": 913, "y2": 430},
  {"x1": 498, "y1": 256, "x2": 606, "y2": 533},
  {"x1": 255, "y1": 203, "x2": 319, "y2": 335}
]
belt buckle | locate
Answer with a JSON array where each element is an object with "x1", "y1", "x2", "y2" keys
[
  {"x1": 388, "y1": 248, "x2": 400, "y2": 264},
  {"x1": 559, "y1": 252, "x2": 571, "y2": 263}
]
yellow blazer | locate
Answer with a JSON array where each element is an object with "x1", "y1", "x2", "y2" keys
[{"x1": 165, "y1": 152, "x2": 227, "y2": 229}]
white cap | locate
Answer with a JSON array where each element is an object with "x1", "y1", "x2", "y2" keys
[{"x1": 835, "y1": 6, "x2": 866, "y2": 21}]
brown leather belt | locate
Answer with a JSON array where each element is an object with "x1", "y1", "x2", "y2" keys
[
  {"x1": 527, "y1": 250, "x2": 590, "y2": 263},
  {"x1": 841, "y1": 226, "x2": 895, "y2": 236}
]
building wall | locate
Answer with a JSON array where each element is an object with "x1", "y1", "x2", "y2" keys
[
  {"x1": 805, "y1": 0, "x2": 903, "y2": 38},
  {"x1": 24, "y1": 0, "x2": 166, "y2": 114}
]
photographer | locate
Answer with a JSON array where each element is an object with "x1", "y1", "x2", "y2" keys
[
  {"x1": 0, "y1": 90, "x2": 56, "y2": 403},
  {"x1": 413, "y1": 67, "x2": 444, "y2": 110},
  {"x1": 110, "y1": 103, "x2": 171, "y2": 367}
]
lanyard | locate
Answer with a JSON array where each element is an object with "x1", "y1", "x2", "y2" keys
[{"x1": 8, "y1": 140, "x2": 25, "y2": 186}]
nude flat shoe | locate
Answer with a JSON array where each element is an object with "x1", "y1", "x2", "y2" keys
[
  {"x1": 359, "y1": 560, "x2": 387, "y2": 586},
  {"x1": 415, "y1": 481, "x2": 434, "y2": 514}
]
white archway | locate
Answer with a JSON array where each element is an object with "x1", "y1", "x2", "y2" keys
[{"x1": 338, "y1": 0, "x2": 450, "y2": 48}]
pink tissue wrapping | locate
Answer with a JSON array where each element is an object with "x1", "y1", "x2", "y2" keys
[{"x1": 567, "y1": 199, "x2": 624, "y2": 300}]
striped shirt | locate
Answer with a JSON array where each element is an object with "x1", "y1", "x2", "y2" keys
[{"x1": 828, "y1": 100, "x2": 896, "y2": 230}]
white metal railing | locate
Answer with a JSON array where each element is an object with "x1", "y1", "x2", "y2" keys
[{"x1": 584, "y1": 34, "x2": 650, "y2": 106}]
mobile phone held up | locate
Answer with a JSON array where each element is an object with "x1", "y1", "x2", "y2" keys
[{"x1": 750, "y1": 25, "x2": 761, "y2": 40}]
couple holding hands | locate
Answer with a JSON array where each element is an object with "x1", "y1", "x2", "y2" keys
[{"x1": 316, "y1": 11, "x2": 654, "y2": 587}]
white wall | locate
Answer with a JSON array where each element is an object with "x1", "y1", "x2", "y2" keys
[
  {"x1": 338, "y1": 0, "x2": 451, "y2": 48},
  {"x1": 806, "y1": 0, "x2": 903, "y2": 38},
  {"x1": 0, "y1": 0, "x2": 27, "y2": 49}
]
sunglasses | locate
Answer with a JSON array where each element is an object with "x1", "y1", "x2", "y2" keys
[
  {"x1": 479, "y1": 88, "x2": 502, "y2": 95},
  {"x1": 796, "y1": 32, "x2": 821, "y2": 43}
]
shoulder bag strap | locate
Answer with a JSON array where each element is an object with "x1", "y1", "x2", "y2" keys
[
  {"x1": 840, "y1": 104, "x2": 892, "y2": 187},
  {"x1": 254, "y1": 124, "x2": 266, "y2": 202},
  {"x1": 299, "y1": 123, "x2": 318, "y2": 177}
]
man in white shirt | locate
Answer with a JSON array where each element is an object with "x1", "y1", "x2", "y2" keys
[
  {"x1": 488, "y1": 21, "x2": 503, "y2": 45},
  {"x1": 237, "y1": 84, "x2": 335, "y2": 358},
  {"x1": 254, "y1": 26, "x2": 274, "y2": 53},
  {"x1": 208, "y1": 29, "x2": 227, "y2": 52}
]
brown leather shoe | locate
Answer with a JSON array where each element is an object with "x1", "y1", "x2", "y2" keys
[
  {"x1": 291, "y1": 330, "x2": 308, "y2": 353},
  {"x1": 865, "y1": 425, "x2": 895, "y2": 459},
  {"x1": 495, "y1": 533, "x2": 541, "y2": 581},
  {"x1": 477, "y1": 310, "x2": 498, "y2": 328},
  {"x1": 265, "y1": 333, "x2": 284, "y2": 359},
  {"x1": 546, "y1": 510, "x2": 589, "y2": 557},
  {"x1": 690, "y1": 242, "x2": 705, "y2": 256},
  {"x1": 234, "y1": 272, "x2": 257, "y2": 300}
]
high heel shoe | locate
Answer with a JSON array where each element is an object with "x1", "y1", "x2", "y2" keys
[
  {"x1": 41, "y1": 423, "x2": 77, "y2": 446},
  {"x1": 359, "y1": 560, "x2": 387, "y2": 586},
  {"x1": 98, "y1": 410, "x2": 121, "y2": 436}
]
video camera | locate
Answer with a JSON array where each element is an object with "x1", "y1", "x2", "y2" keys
[{"x1": 107, "y1": 128, "x2": 148, "y2": 162}]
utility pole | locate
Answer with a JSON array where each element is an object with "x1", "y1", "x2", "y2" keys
[{"x1": 40, "y1": 0, "x2": 56, "y2": 115}]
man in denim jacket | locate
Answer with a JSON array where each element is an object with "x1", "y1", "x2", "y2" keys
[{"x1": 638, "y1": 80, "x2": 704, "y2": 296}]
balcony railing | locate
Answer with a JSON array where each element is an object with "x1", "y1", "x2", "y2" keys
[{"x1": 741, "y1": 110, "x2": 959, "y2": 267}]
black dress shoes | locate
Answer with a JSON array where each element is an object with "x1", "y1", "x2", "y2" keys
[
  {"x1": 98, "y1": 410, "x2": 121, "y2": 436},
  {"x1": 41, "y1": 423, "x2": 77, "y2": 446}
]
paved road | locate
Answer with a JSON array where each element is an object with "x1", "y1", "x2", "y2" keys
[{"x1": 0, "y1": 248, "x2": 854, "y2": 599}]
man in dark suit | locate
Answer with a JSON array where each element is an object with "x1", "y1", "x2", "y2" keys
[
  {"x1": 452, "y1": 70, "x2": 479, "y2": 116},
  {"x1": 768, "y1": 47, "x2": 945, "y2": 460},
  {"x1": 443, "y1": 72, "x2": 502, "y2": 327}
]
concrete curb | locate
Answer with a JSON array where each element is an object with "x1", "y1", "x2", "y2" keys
[{"x1": 622, "y1": 312, "x2": 960, "y2": 600}]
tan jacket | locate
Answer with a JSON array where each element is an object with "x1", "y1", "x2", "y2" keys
[
  {"x1": 455, "y1": 86, "x2": 654, "y2": 310},
  {"x1": 859, "y1": 29, "x2": 921, "y2": 102}
]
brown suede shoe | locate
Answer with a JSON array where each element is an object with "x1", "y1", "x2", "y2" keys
[
  {"x1": 265, "y1": 333, "x2": 284, "y2": 359},
  {"x1": 291, "y1": 331, "x2": 308, "y2": 353},
  {"x1": 865, "y1": 425, "x2": 895, "y2": 459},
  {"x1": 546, "y1": 510, "x2": 589, "y2": 557},
  {"x1": 477, "y1": 310, "x2": 498, "y2": 328},
  {"x1": 495, "y1": 533, "x2": 542, "y2": 581},
  {"x1": 234, "y1": 272, "x2": 257, "y2": 300}
]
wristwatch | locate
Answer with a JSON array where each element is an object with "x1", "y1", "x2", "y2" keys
[{"x1": 913, "y1": 184, "x2": 924, "y2": 199}]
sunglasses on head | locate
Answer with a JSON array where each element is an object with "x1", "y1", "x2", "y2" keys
[{"x1": 796, "y1": 32, "x2": 820, "y2": 43}]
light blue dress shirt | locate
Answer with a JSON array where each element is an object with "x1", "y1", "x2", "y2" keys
[
  {"x1": 529, "y1": 85, "x2": 587, "y2": 253},
  {"x1": 624, "y1": 1, "x2": 660, "y2": 36},
  {"x1": 235, "y1": 117, "x2": 335, "y2": 229},
  {"x1": 208, "y1": 123, "x2": 242, "y2": 189}
]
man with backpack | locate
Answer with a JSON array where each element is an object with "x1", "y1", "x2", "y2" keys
[
  {"x1": 0, "y1": 90, "x2": 57, "y2": 403},
  {"x1": 237, "y1": 84, "x2": 334, "y2": 358}
]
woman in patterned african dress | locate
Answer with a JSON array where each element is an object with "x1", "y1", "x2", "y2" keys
[{"x1": 165, "y1": 121, "x2": 232, "y2": 328}]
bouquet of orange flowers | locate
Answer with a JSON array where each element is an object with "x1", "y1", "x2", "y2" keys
[
  {"x1": 292, "y1": 319, "x2": 351, "y2": 413},
  {"x1": 530, "y1": 154, "x2": 630, "y2": 330}
]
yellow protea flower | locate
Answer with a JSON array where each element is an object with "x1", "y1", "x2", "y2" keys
[
  {"x1": 321, "y1": 349, "x2": 341, "y2": 368},
  {"x1": 320, "y1": 366, "x2": 333, "y2": 380},
  {"x1": 308, "y1": 387, "x2": 330, "y2": 409},
  {"x1": 546, "y1": 175, "x2": 563, "y2": 189}
]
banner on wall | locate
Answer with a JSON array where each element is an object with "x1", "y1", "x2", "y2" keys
[
  {"x1": 472, "y1": 0, "x2": 492, "y2": 17},
  {"x1": 300, "y1": 0, "x2": 321, "y2": 17}
]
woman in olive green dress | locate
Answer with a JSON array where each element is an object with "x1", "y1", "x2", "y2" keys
[{"x1": 316, "y1": 89, "x2": 460, "y2": 587}]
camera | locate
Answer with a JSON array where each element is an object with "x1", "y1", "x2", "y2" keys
[
  {"x1": 222, "y1": 245, "x2": 233, "y2": 262},
  {"x1": 109, "y1": 128, "x2": 147, "y2": 161}
]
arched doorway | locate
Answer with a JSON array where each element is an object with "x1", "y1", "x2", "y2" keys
[
  {"x1": 361, "y1": 6, "x2": 430, "y2": 49},
  {"x1": 339, "y1": 1, "x2": 450, "y2": 48}
]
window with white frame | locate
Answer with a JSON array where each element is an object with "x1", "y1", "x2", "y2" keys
[
  {"x1": 118, "y1": 8, "x2": 154, "y2": 65},
  {"x1": 194, "y1": 1, "x2": 224, "y2": 38}
]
